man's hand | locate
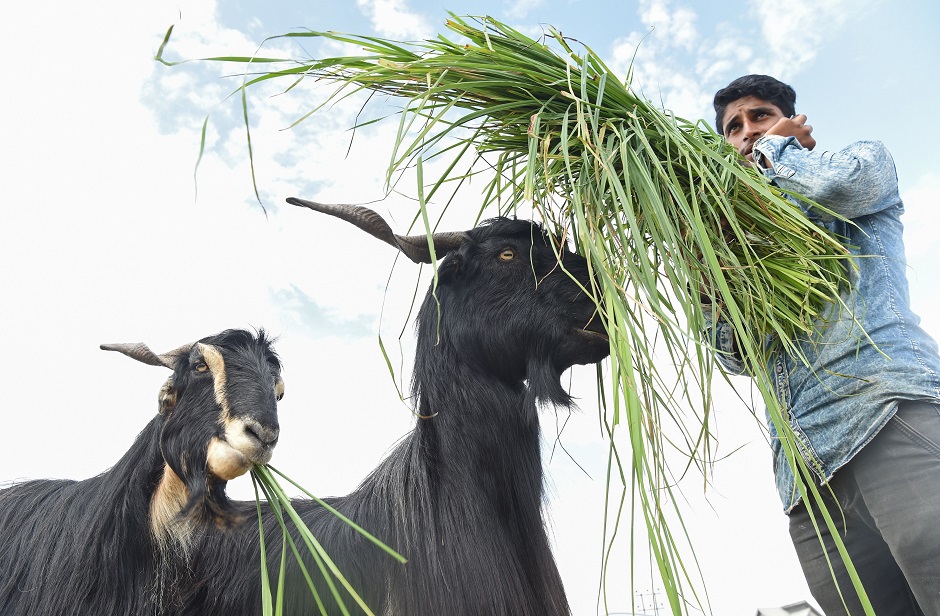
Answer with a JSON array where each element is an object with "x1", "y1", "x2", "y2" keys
[{"x1": 765, "y1": 114, "x2": 816, "y2": 150}]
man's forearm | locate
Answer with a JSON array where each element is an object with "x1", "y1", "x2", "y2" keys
[{"x1": 752, "y1": 137, "x2": 900, "y2": 220}]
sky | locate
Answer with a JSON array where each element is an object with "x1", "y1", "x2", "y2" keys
[{"x1": 2, "y1": 1, "x2": 939, "y2": 614}]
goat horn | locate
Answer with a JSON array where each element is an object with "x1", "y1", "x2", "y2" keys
[
  {"x1": 99, "y1": 342, "x2": 194, "y2": 369},
  {"x1": 287, "y1": 197, "x2": 468, "y2": 264}
]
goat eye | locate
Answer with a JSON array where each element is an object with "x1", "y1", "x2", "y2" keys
[
  {"x1": 193, "y1": 361, "x2": 209, "y2": 373},
  {"x1": 499, "y1": 249, "x2": 515, "y2": 261}
]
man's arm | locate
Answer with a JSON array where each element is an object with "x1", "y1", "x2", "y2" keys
[{"x1": 752, "y1": 120, "x2": 900, "y2": 221}]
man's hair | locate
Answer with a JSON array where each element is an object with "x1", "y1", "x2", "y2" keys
[{"x1": 713, "y1": 74, "x2": 797, "y2": 134}]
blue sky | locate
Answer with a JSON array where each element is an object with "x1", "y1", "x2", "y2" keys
[{"x1": 2, "y1": 1, "x2": 938, "y2": 614}]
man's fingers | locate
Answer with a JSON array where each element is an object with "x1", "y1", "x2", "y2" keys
[
  {"x1": 794, "y1": 116, "x2": 815, "y2": 149},
  {"x1": 771, "y1": 115, "x2": 815, "y2": 150}
]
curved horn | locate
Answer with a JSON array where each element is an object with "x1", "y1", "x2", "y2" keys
[
  {"x1": 286, "y1": 197, "x2": 468, "y2": 264},
  {"x1": 99, "y1": 342, "x2": 194, "y2": 369}
]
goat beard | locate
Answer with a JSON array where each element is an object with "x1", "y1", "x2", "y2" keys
[
  {"x1": 524, "y1": 356, "x2": 574, "y2": 417},
  {"x1": 182, "y1": 476, "x2": 246, "y2": 530}
]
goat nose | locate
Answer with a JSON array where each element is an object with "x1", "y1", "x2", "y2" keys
[{"x1": 243, "y1": 418, "x2": 280, "y2": 446}]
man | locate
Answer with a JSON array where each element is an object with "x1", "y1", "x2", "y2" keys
[{"x1": 710, "y1": 74, "x2": 940, "y2": 615}]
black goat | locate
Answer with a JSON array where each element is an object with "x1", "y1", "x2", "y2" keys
[
  {"x1": 181, "y1": 201, "x2": 609, "y2": 616},
  {"x1": 0, "y1": 329, "x2": 284, "y2": 616}
]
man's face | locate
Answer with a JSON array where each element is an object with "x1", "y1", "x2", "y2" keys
[{"x1": 720, "y1": 95, "x2": 787, "y2": 162}]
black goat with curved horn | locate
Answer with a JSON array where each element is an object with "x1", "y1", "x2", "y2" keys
[{"x1": 177, "y1": 200, "x2": 609, "y2": 616}]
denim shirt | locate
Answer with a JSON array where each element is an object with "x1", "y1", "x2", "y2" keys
[{"x1": 707, "y1": 135, "x2": 940, "y2": 512}]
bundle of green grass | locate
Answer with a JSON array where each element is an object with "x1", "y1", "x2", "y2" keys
[{"x1": 159, "y1": 14, "x2": 848, "y2": 361}]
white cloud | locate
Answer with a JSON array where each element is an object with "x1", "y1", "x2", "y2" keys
[
  {"x1": 355, "y1": 0, "x2": 434, "y2": 40},
  {"x1": 638, "y1": 0, "x2": 699, "y2": 51},
  {"x1": 605, "y1": 0, "x2": 718, "y2": 120},
  {"x1": 608, "y1": 30, "x2": 712, "y2": 121},
  {"x1": 606, "y1": 0, "x2": 878, "y2": 126},
  {"x1": 695, "y1": 32, "x2": 754, "y2": 85},
  {"x1": 505, "y1": 0, "x2": 546, "y2": 20},
  {"x1": 747, "y1": 0, "x2": 874, "y2": 78}
]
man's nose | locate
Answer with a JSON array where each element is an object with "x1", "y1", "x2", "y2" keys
[{"x1": 744, "y1": 121, "x2": 761, "y2": 141}]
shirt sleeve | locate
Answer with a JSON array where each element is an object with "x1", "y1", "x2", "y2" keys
[
  {"x1": 701, "y1": 303, "x2": 750, "y2": 375},
  {"x1": 752, "y1": 136, "x2": 902, "y2": 221}
]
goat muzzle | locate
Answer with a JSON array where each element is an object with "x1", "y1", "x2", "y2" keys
[{"x1": 207, "y1": 417, "x2": 279, "y2": 480}]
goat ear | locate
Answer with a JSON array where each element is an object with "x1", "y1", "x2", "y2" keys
[
  {"x1": 437, "y1": 253, "x2": 462, "y2": 284},
  {"x1": 158, "y1": 377, "x2": 178, "y2": 416}
]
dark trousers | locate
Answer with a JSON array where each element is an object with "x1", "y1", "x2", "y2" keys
[{"x1": 788, "y1": 400, "x2": 940, "y2": 615}]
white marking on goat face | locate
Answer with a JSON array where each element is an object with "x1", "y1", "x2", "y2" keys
[
  {"x1": 207, "y1": 415, "x2": 276, "y2": 479},
  {"x1": 198, "y1": 343, "x2": 275, "y2": 479},
  {"x1": 206, "y1": 435, "x2": 253, "y2": 480},
  {"x1": 198, "y1": 343, "x2": 230, "y2": 420}
]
